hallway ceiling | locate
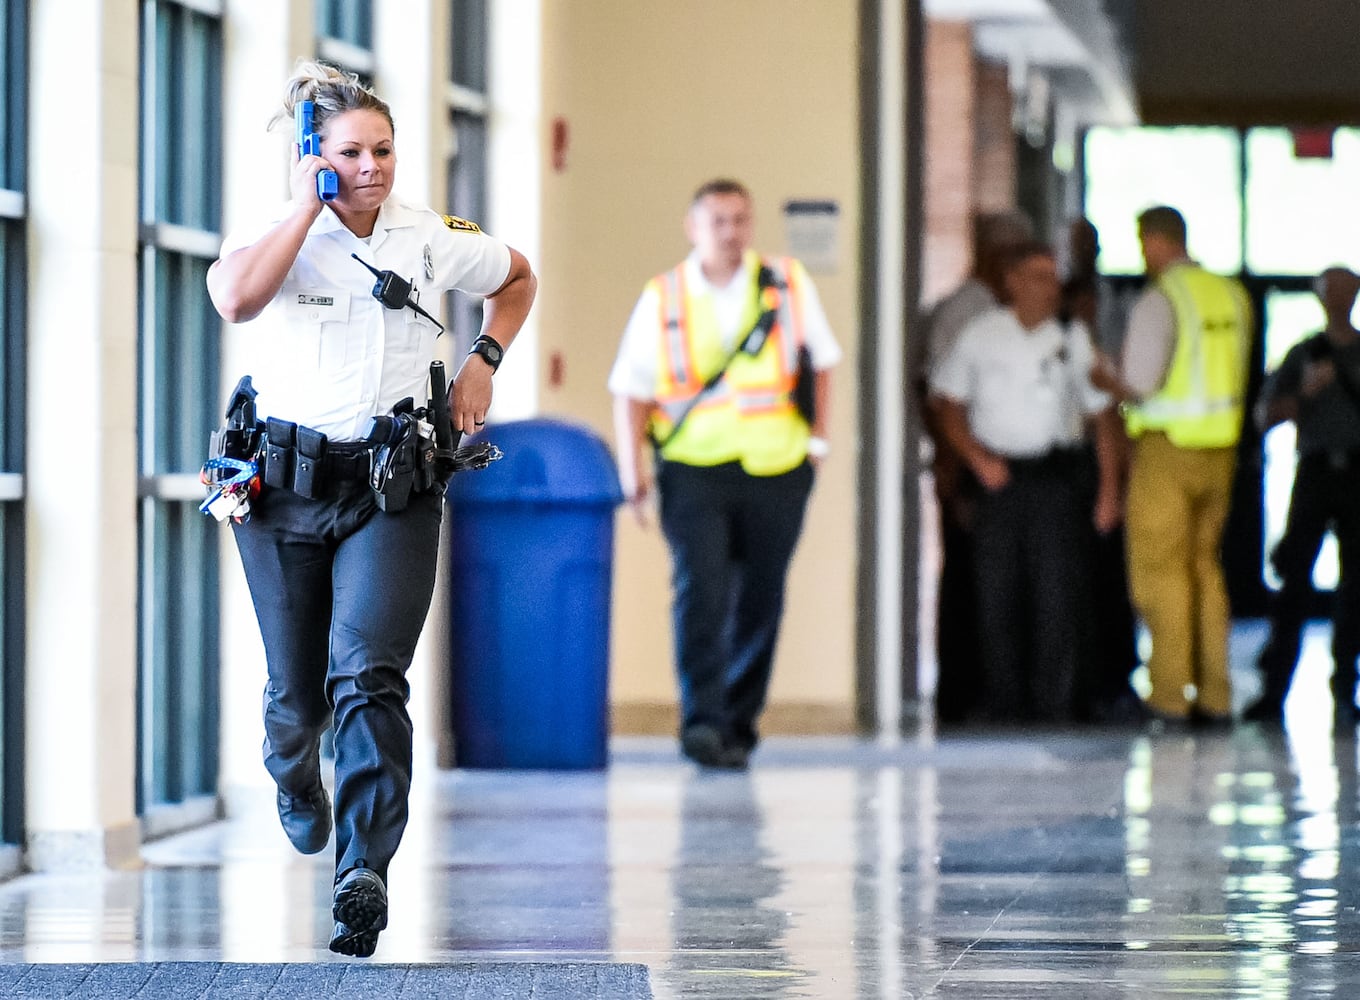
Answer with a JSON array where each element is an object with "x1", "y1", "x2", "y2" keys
[
  {"x1": 1133, "y1": 0, "x2": 1360, "y2": 126},
  {"x1": 925, "y1": 0, "x2": 1360, "y2": 128}
]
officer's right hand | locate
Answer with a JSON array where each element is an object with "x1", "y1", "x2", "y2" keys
[
  {"x1": 289, "y1": 143, "x2": 330, "y2": 214},
  {"x1": 972, "y1": 452, "x2": 1010, "y2": 492}
]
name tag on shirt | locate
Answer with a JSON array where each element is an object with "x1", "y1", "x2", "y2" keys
[{"x1": 290, "y1": 289, "x2": 351, "y2": 323}]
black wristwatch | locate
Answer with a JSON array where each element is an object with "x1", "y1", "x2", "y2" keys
[{"x1": 467, "y1": 335, "x2": 504, "y2": 372}]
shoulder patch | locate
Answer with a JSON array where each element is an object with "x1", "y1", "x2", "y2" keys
[{"x1": 442, "y1": 214, "x2": 483, "y2": 234}]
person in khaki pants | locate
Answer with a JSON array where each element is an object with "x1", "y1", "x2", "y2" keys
[{"x1": 1092, "y1": 206, "x2": 1252, "y2": 725}]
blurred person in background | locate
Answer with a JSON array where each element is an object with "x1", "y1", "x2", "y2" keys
[
  {"x1": 1243, "y1": 266, "x2": 1360, "y2": 727},
  {"x1": 609, "y1": 179, "x2": 841, "y2": 770},
  {"x1": 921, "y1": 211, "x2": 1033, "y2": 724},
  {"x1": 930, "y1": 241, "x2": 1121, "y2": 723},
  {"x1": 1061, "y1": 218, "x2": 1141, "y2": 723},
  {"x1": 1091, "y1": 206, "x2": 1252, "y2": 727}
]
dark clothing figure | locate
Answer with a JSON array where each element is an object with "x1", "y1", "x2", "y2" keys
[
  {"x1": 1248, "y1": 330, "x2": 1360, "y2": 723},
  {"x1": 971, "y1": 449, "x2": 1095, "y2": 721},
  {"x1": 1062, "y1": 218, "x2": 1141, "y2": 721},
  {"x1": 657, "y1": 459, "x2": 815, "y2": 752}
]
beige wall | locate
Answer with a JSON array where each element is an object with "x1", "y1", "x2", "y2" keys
[{"x1": 538, "y1": 1, "x2": 863, "y2": 731}]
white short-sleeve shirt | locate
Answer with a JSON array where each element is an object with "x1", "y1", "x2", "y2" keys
[
  {"x1": 929, "y1": 308, "x2": 1110, "y2": 458},
  {"x1": 607, "y1": 251, "x2": 842, "y2": 400},
  {"x1": 219, "y1": 198, "x2": 512, "y2": 441}
]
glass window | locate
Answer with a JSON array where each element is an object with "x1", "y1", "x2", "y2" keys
[
  {"x1": 451, "y1": 0, "x2": 488, "y2": 93},
  {"x1": 317, "y1": 0, "x2": 373, "y2": 50},
  {"x1": 447, "y1": 111, "x2": 488, "y2": 353},
  {"x1": 0, "y1": 0, "x2": 26, "y2": 846},
  {"x1": 137, "y1": 0, "x2": 223, "y2": 811},
  {"x1": 1084, "y1": 127, "x2": 1243, "y2": 276},
  {"x1": 447, "y1": 2, "x2": 490, "y2": 352},
  {"x1": 1245, "y1": 128, "x2": 1360, "y2": 277},
  {"x1": 0, "y1": 0, "x2": 24, "y2": 193}
]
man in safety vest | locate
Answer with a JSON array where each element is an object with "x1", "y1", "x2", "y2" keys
[
  {"x1": 1092, "y1": 205, "x2": 1253, "y2": 726},
  {"x1": 608, "y1": 178, "x2": 842, "y2": 769}
]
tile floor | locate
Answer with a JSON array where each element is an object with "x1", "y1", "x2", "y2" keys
[{"x1": 0, "y1": 625, "x2": 1356, "y2": 998}]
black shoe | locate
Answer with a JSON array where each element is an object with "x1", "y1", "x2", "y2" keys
[
  {"x1": 680, "y1": 724, "x2": 726, "y2": 767},
  {"x1": 276, "y1": 786, "x2": 331, "y2": 855},
  {"x1": 681, "y1": 724, "x2": 748, "y2": 770},
  {"x1": 1333, "y1": 696, "x2": 1358, "y2": 733},
  {"x1": 1241, "y1": 697, "x2": 1284, "y2": 725},
  {"x1": 329, "y1": 865, "x2": 388, "y2": 957},
  {"x1": 1190, "y1": 708, "x2": 1234, "y2": 731},
  {"x1": 720, "y1": 743, "x2": 751, "y2": 771},
  {"x1": 1142, "y1": 709, "x2": 1193, "y2": 735}
]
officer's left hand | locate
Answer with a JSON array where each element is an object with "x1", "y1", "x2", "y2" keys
[
  {"x1": 1093, "y1": 489, "x2": 1123, "y2": 535},
  {"x1": 1088, "y1": 354, "x2": 1120, "y2": 394},
  {"x1": 450, "y1": 355, "x2": 494, "y2": 432}
]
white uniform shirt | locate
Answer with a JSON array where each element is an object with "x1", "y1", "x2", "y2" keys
[
  {"x1": 607, "y1": 251, "x2": 842, "y2": 400},
  {"x1": 219, "y1": 198, "x2": 512, "y2": 441},
  {"x1": 930, "y1": 308, "x2": 1110, "y2": 458}
]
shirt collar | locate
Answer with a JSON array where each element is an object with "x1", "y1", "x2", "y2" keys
[
  {"x1": 684, "y1": 248, "x2": 759, "y2": 295},
  {"x1": 302, "y1": 197, "x2": 419, "y2": 248}
]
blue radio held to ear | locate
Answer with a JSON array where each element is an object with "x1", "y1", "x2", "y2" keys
[{"x1": 295, "y1": 100, "x2": 339, "y2": 202}]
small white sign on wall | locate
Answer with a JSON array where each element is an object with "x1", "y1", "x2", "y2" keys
[{"x1": 782, "y1": 199, "x2": 841, "y2": 274}]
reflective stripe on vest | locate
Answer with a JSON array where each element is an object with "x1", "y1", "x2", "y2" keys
[
  {"x1": 1124, "y1": 264, "x2": 1251, "y2": 449},
  {"x1": 649, "y1": 253, "x2": 810, "y2": 475}
]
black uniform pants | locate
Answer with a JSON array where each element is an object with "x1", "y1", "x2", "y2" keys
[
  {"x1": 971, "y1": 450, "x2": 1092, "y2": 723},
  {"x1": 232, "y1": 478, "x2": 443, "y2": 882},
  {"x1": 1256, "y1": 452, "x2": 1360, "y2": 706},
  {"x1": 657, "y1": 459, "x2": 814, "y2": 751}
]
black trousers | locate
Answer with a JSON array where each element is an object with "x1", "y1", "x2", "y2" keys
[
  {"x1": 232, "y1": 478, "x2": 444, "y2": 881},
  {"x1": 1256, "y1": 452, "x2": 1360, "y2": 706},
  {"x1": 657, "y1": 459, "x2": 814, "y2": 751},
  {"x1": 934, "y1": 487, "x2": 983, "y2": 724},
  {"x1": 971, "y1": 451, "x2": 1093, "y2": 723}
]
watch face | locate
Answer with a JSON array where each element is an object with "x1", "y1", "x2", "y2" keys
[{"x1": 473, "y1": 339, "x2": 502, "y2": 367}]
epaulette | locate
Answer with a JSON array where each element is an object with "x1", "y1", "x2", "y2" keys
[{"x1": 442, "y1": 214, "x2": 483, "y2": 234}]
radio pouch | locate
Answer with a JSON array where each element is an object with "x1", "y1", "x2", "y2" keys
[
  {"x1": 293, "y1": 425, "x2": 329, "y2": 499},
  {"x1": 264, "y1": 418, "x2": 297, "y2": 490}
]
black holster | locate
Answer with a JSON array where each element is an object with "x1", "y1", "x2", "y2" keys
[{"x1": 208, "y1": 375, "x2": 262, "y2": 463}]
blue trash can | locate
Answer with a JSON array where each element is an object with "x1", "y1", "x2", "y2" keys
[{"x1": 445, "y1": 418, "x2": 624, "y2": 769}]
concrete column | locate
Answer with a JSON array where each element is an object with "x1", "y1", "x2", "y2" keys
[
  {"x1": 25, "y1": 0, "x2": 141, "y2": 870},
  {"x1": 217, "y1": 0, "x2": 315, "y2": 804},
  {"x1": 487, "y1": 0, "x2": 542, "y2": 421}
]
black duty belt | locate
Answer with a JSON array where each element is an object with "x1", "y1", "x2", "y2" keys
[
  {"x1": 1005, "y1": 446, "x2": 1088, "y2": 474},
  {"x1": 322, "y1": 441, "x2": 374, "y2": 481}
]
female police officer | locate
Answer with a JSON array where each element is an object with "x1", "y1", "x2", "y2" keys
[{"x1": 206, "y1": 61, "x2": 535, "y2": 957}]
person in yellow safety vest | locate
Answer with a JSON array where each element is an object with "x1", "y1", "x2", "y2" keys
[
  {"x1": 1091, "y1": 205, "x2": 1253, "y2": 727},
  {"x1": 608, "y1": 178, "x2": 842, "y2": 770}
]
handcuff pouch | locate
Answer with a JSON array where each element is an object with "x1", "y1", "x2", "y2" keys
[
  {"x1": 292, "y1": 425, "x2": 328, "y2": 499},
  {"x1": 263, "y1": 418, "x2": 296, "y2": 490}
]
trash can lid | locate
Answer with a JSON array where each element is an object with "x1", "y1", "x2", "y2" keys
[{"x1": 446, "y1": 417, "x2": 625, "y2": 506}]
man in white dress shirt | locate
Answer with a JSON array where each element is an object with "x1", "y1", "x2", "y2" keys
[{"x1": 929, "y1": 241, "x2": 1121, "y2": 723}]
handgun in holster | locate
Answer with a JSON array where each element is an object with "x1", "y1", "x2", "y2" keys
[
  {"x1": 209, "y1": 375, "x2": 262, "y2": 462},
  {"x1": 368, "y1": 399, "x2": 421, "y2": 512}
]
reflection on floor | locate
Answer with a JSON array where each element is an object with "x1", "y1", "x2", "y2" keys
[{"x1": 0, "y1": 624, "x2": 1356, "y2": 998}]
